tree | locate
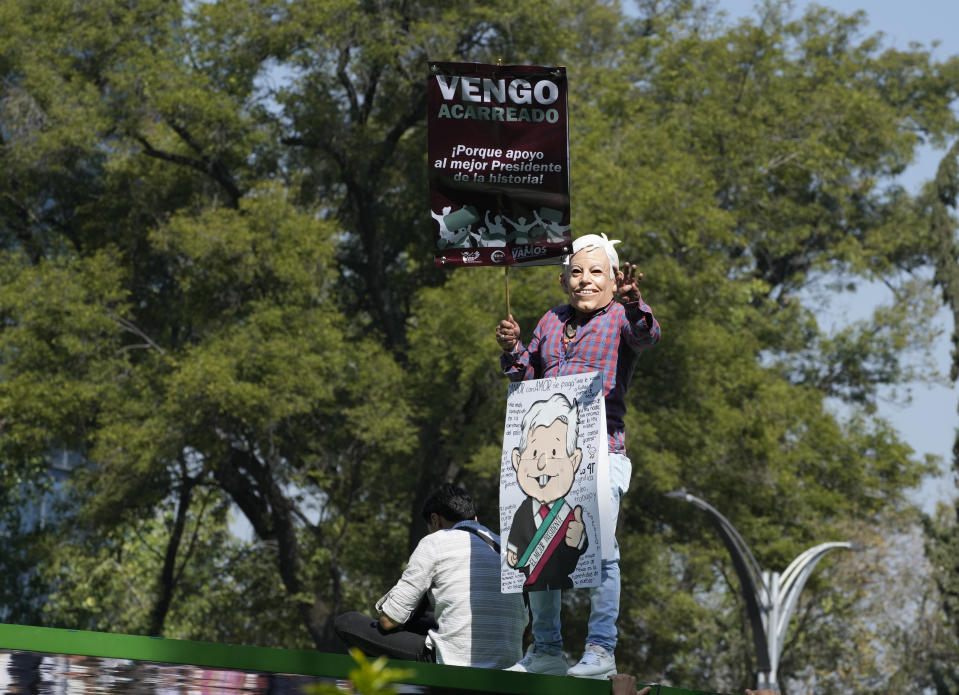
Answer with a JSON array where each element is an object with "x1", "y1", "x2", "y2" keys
[
  {"x1": 0, "y1": 0, "x2": 591, "y2": 649},
  {"x1": 561, "y1": 3, "x2": 959, "y2": 689},
  {"x1": 922, "y1": 138, "x2": 959, "y2": 693},
  {"x1": 1, "y1": 0, "x2": 958, "y2": 690}
]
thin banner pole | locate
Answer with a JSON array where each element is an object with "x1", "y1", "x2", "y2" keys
[{"x1": 500, "y1": 56, "x2": 510, "y2": 321}]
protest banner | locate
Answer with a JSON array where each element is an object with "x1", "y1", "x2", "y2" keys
[
  {"x1": 499, "y1": 372, "x2": 613, "y2": 593},
  {"x1": 428, "y1": 62, "x2": 571, "y2": 269}
]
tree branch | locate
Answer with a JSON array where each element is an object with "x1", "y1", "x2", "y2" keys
[{"x1": 111, "y1": 314, "x2": 166, "y2": 354}]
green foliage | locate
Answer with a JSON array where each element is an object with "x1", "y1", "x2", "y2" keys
[
  {"x1": 306, "y1": 648, "x2": 414, "y2": 695},
  {"x1": 922, "y1": 129, "x2": 959, "y2": 694},
  {"x1": 1, "y1": 0, "x2": 958, "y2": 692},
  {"x1": 0, "y1": 473, "x2": 55, "y2": 625},
  {"x1": 36, "y1": 496, "x2": 313, "y2": 647}
]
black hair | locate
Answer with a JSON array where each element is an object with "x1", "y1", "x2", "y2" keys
[{"x1": 421, "y1": 483, "x2": 476, "y2": 524}]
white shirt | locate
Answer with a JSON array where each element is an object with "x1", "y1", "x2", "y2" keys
[{"x1": 378, "y1": 520, "x2": 527, "y2": 668}]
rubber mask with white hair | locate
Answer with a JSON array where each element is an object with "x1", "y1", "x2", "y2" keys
[
  {"x1": 560, "y1": 233, "x2": 621, "y2": 315},
  {"x1": 563, "y1": 233, "x2": 621, "y2": 279}
]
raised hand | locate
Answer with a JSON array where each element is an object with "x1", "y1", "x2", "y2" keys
[{"x1": 614, "y1": 261, "x2": 644, "y2": 304}]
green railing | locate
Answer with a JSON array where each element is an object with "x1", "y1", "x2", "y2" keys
[{"x1": 0, "y1": 622, "x2": 723, "y2": 695}]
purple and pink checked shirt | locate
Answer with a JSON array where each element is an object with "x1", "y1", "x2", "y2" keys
[{"x1": 501, "y1": 297, "x2": 661, "y2": 454}]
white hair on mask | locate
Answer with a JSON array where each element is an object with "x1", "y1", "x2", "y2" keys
[{"x1": 563, "y1": 233, "x2": 621, "y2": 279}]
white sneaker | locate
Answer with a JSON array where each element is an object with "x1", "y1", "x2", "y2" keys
[
  {"x1": 505, "y1": 645, "x2": 569, "y2": 675},
  {"x1": 567, "y1": 643, "x2": 617, "y2": 679}
]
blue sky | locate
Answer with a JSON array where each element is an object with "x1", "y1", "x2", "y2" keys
[{"x1": 715, "y1": 0, "x2": 959, "y2": 513}]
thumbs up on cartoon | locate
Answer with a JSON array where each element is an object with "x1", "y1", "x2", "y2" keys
[{"x1": 565, "y1": 506, "x2": 585, "y2": 547}]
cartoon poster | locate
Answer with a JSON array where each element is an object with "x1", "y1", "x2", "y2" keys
[
  {"x1": 427, "y1": 61, "x2": 571, "y2": 269},
  {"x1": 499, "y1": 372, "x2": 613, "y2": 593}
]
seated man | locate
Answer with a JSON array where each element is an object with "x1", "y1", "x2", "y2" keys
[{"x1": 334, "y1": 484, "x2": 527, "y2": 668}]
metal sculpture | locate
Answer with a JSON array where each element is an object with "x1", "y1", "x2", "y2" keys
[{"x1": 666, "y1": 490, "x2": 853, "y2": 691}]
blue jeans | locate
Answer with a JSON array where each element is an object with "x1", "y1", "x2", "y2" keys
[{"x1": 528, "y1": 453, "x2": 631, "y2": 654}]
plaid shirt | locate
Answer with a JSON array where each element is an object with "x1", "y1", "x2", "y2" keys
[{"x1": 501, "y1": 297, "x2": 661, "y2": 453}]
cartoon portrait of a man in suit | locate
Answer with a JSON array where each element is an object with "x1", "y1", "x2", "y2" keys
[{"x1": 506, "y1": 393, "x2": 587, "y2": 590}]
